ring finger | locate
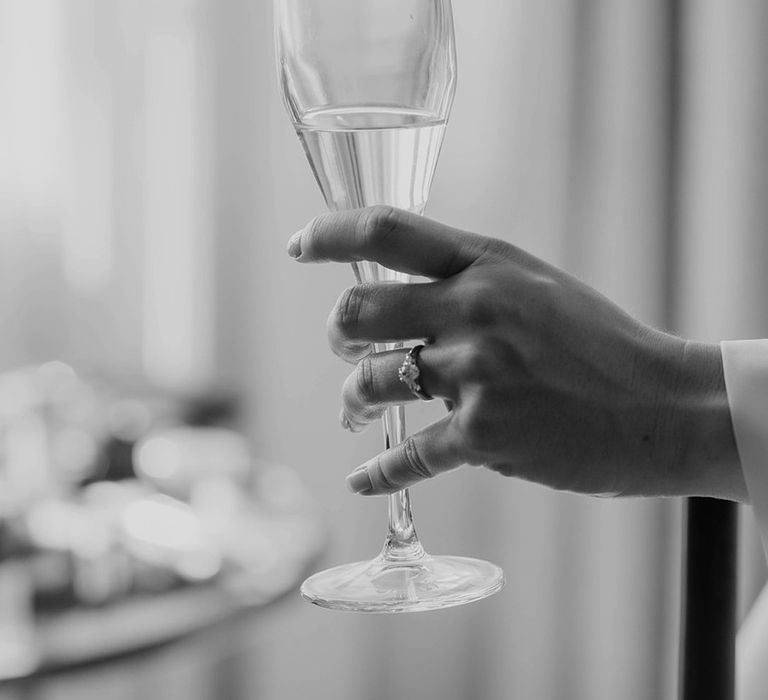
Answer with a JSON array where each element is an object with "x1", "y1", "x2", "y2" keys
[{"x1": 341, "y1": 344, "x2": 452, "y2": 431}]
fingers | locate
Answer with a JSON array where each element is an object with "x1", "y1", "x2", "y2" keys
[
  {"x1": 340, "y1": 347, "x2": 449, "y2": 430},
  {"x1": 345, "y1": 416, "x2": 464, "y2": 495},
  {"x1": 289, "y1": 206, "x2": 494, "y2": 279},
  {"x1": 327, "y1": 282, "x2": 445, "y2": 362}
]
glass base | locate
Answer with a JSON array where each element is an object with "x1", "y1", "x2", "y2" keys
[{"x1": 300, "y1": 552, "x2": 504, "y2": 613}]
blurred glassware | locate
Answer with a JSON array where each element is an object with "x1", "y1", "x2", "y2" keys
[
  {"x1": 0, "y1": 360, "x2": 325, "y2": 677},
  {"x1": 133, "y1": 426, "x2": 251, "y2": 499},
  {"x1": 190, "y1": 464, "x2": 327, "y2": 603},
  {"x1": 0, "y1": 362, "x2": 99, "y2": 679},
  {"x1": 0, "y1": 362, "x2": 106, "y2": 512},
  {"x1": 120, "y1": 493, "x2": 223, "y2": 583},
  {"x1": 134, "y1": 428, "x2": 327, "y2": 601},
  {"x1": 0, "y1": 520, "x2": 37, "y2": 679},
  {"x1": 25, "y1": 493, "x2": 135, "y2": 606}
]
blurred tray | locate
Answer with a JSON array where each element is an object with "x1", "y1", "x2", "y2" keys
[{"x1": 0, "y1": 530, "x2": 325, "y2": 680}]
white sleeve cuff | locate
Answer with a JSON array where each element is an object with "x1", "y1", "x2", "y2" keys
[{"x1": 721, "y1": 339, "x2": 768, "y2": 560}]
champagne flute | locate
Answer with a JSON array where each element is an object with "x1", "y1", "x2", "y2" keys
[{"x1": 275, "y1": 0, "x2": 504, "y2": 612}]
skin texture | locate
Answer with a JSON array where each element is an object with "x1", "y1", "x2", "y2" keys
[{"x1": 288, "y1": 205, "x2": 746, "y2": 502}]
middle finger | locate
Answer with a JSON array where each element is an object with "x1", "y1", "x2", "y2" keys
[{"x1": 328, "y1": 281, "x2": 446, "y2": 362}]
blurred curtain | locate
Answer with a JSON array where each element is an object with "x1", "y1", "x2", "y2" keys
[
  {"x1": 3, "y1": 2, "x2": 768, "y2": 700},
  {"x1": 0, "y1": 0, "x2": 217, "y2": 392}
]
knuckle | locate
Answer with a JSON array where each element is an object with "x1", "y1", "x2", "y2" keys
[
  {"x1": 457, "y1": 399, "x2": 501, "y2": 460},
  {"x1": 401, "y1": 437, "x2": 434, "y2": 480},
  {"x1": 454, "y1": 336, "x2": 512, "y2": 385},
  {"x1": 361, "y1": 205, "x2": 400, "y2": 249},
  {"x1": 331, "y1": 285, "x2": 369, "y2": 339},
  {"x1": 526, "y1": 271, "x2": 562, "y2": 313},
  {"x1": 450, "y1": 278, "x2": 504, "y2": 328},
  {"x1": 479, "y1": 236, "x2": 513, "y2": 261},
  {"x1": 354, "y1": 356, "x2": 377, "y2": 405},
  {"x1": 453, "y1": 345, "x2": 482, "y2": 384},
  {"x1": 370, "y1": 459, "x2": 400, "y2": 493}
]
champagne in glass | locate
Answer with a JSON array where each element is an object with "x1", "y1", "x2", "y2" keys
[
  {"x1": 297, "y1": 106, "x2": 445, "y2": 283},
  {"x1": 296, "y1": 107, "x2": 445, "y2": 214},
  {"x1": 276, "y1": 0, "x2": 504, "y2": 612}
]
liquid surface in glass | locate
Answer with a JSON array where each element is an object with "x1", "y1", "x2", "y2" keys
[{"x1": 296, "y1": 106, "x2": 446, "y2": 215}]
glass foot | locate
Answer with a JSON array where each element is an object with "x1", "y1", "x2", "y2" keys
[{"x1": 301, "y1": 552, "x2": 504, "y2": 613}]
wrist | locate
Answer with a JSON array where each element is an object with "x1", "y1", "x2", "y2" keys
[{"x1": 675, "y1": 340, "x2": 745, "y2": 501}]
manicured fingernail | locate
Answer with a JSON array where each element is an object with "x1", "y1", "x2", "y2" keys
[
  {"x1": 287, "y1": 230, "x2": 302, "y2": 259},
  {"x1": 346, "y1": 466, "x2": 372, "y2": 494}
]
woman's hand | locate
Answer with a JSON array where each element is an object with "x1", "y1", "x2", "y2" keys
[{"x1": 288, "y1": 206, "x2": 744, "y2": 501}]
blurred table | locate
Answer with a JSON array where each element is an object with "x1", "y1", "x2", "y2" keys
[
  {"x1": 0, "y1": 555, "x2": 321, "y2": 700},
  {"x1": 0, "y1": 464, "x2": 326, "y2": 700}
]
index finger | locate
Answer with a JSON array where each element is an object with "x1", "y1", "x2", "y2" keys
[{"x1": 288, "y1": 206, "x2": 493, "y2": 279}]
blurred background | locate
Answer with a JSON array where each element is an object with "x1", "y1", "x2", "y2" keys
[{"x1": 2, "y1": 1, "x2": 768, "y2": 699}]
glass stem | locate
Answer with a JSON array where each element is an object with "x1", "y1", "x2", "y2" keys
[
  {"x1": 351, "y1": 261, "x2": 425, "y2": 564},
  {"x1": 380, "y1": 404, "x2": 426, "y2": 562}
]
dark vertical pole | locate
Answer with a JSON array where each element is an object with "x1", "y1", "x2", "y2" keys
[
  {"x1": 663, "y1": 1, "x2": 740, "y2": 697},
  {"x1": 680, "y1": 498, "x2": 738, "y2": 700}
]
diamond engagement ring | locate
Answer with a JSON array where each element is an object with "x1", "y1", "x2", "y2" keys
[{"x1": 398, "y1": 344, "x2": 433, "y2": 401}]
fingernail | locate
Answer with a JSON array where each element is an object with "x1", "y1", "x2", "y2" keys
[
  {"x1": 287, "y1": 230, "x2": 302, "y2": 259},
  {"x1": 346, "y1": 466, "x2": 372, "y2": 494}
]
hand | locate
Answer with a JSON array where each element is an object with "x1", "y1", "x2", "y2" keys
[{"x1": 288, "y1": 206, "x2": 744, "y2": 501}]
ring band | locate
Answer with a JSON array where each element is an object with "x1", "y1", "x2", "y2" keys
[{"x1": 398, "y1": 344, "x2": 433, "y2": 401}]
